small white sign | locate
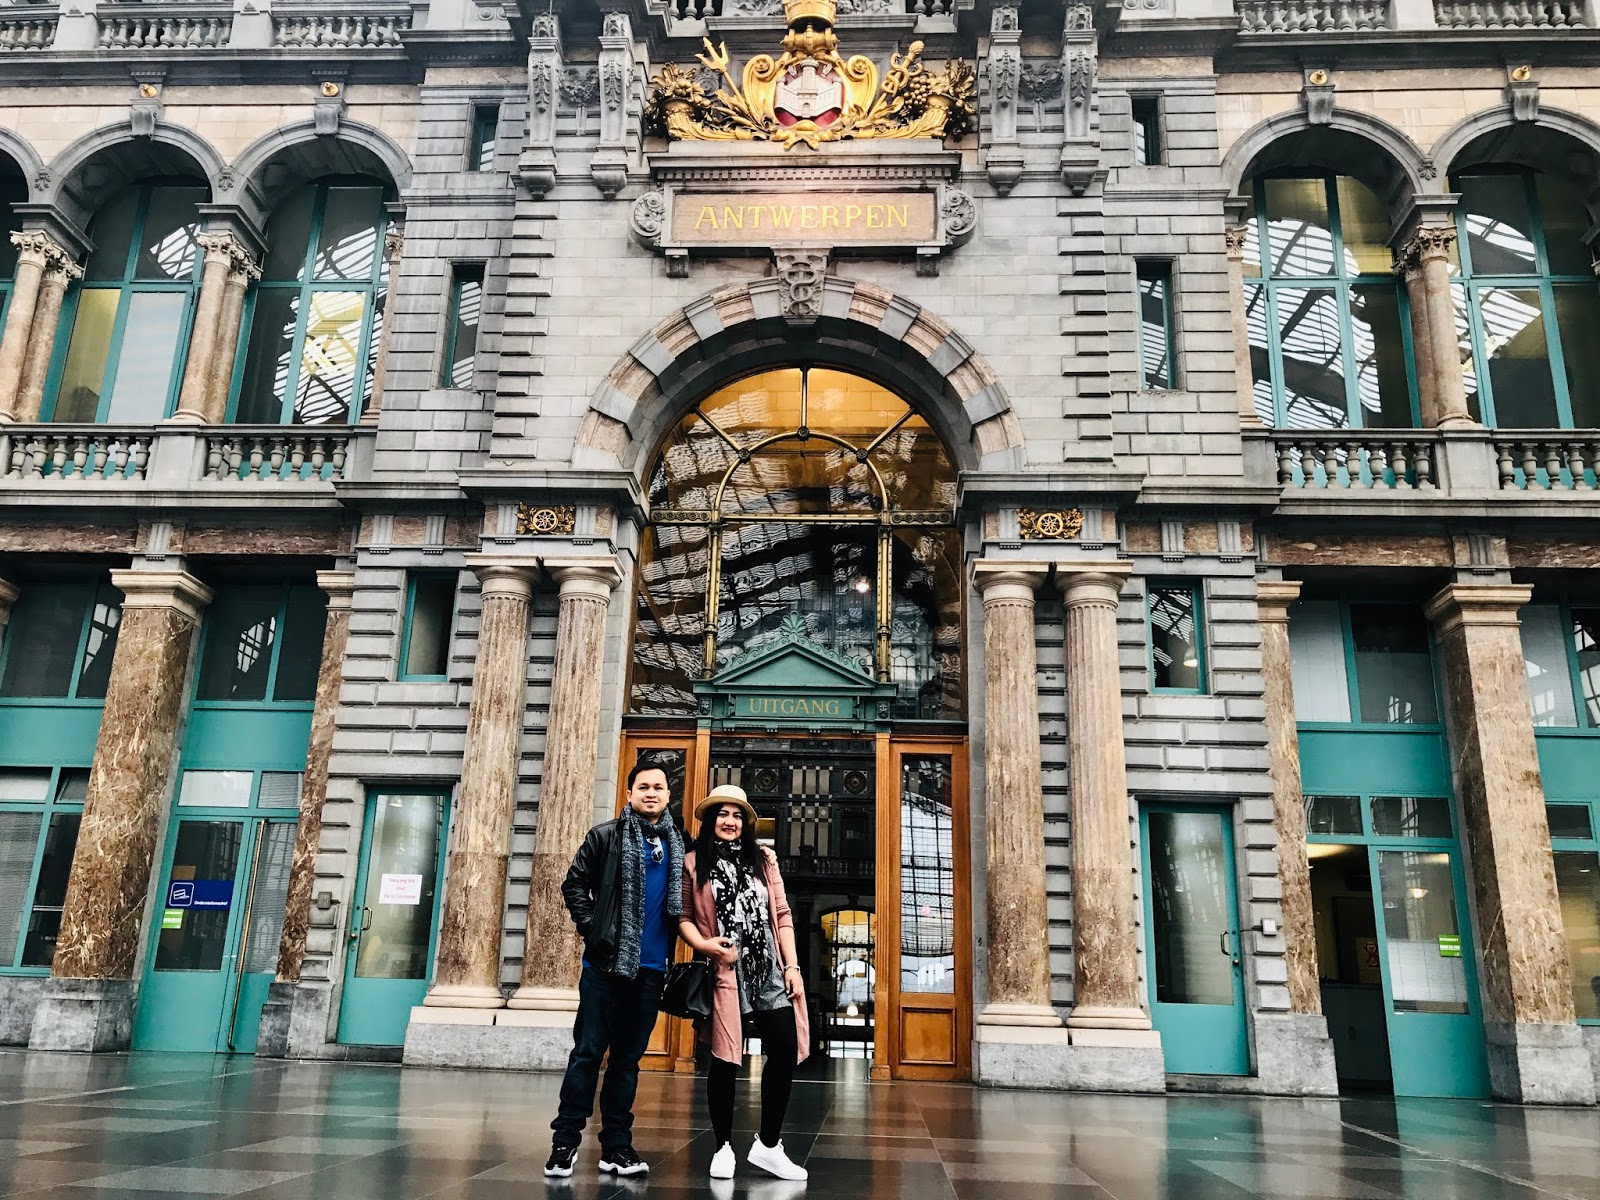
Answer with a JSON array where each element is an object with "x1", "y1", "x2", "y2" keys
[{"x1": 378, "y1": 873, "x2": 423, "y2": 905}]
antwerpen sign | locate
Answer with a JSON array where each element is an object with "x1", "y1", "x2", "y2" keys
[{"x1": 670, "y1": 190, "x2": 938, "y2": 247}]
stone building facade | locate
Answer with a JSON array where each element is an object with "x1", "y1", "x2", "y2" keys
[{"x1": 0, "y1": 0, "x2": 1598, "y2": 1105}]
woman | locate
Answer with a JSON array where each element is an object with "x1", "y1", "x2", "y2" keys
[{"x1": 679, "y1": 784, "x2": 811, "y2": 1182}]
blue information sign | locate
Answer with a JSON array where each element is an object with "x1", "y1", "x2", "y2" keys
[{"x1": 166, "y1": 881, "x2": 194, "y2": 908}]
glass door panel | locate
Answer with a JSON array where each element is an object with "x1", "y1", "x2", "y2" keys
[
  {"x1": 337, "y1": 792, "x2": 448, "y2": 1046},
  {"x1": 228, "y1": 820, "x2": 296, "y2": 1052},
  {"x1": 1141, "y1": 806, "x2": 1249, "y2": 1075}
]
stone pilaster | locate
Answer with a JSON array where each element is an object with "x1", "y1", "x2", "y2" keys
[
  {"x1": 0, "y1": 578, "x2": 17, "y2": 645},
  {"x1": 972, "y1": 562, "x2": 1056, "y2": 1028},
  {"x1": 30, "y1": 570, "x2": 213, "y2": 1053},
  {"x1": 170, "y1": 233, "x2": 241, "y2": 424},
  {"x1": 274, "y1": 571, "x2": 356, "y2": 984},
  {"x1": 360, "y1": 229, "x2": 402, "y2": 425},
  {"x1": 1254, "y1": 579, "x2": 1340, "y2": 1096},
  {"x1": 1426, "y1": 583, "x2": 1596, "y2": 1104},
  {"x1": 510, "y1": 557, "x2": 625, "y2": 1009},
  {"x1": 1060, "y1": 564, "x2": 1152, "y2": 1038},
  {"x1": 1225, "y1": 226, "x2": 1262, "y2": 428},
  {"x1": 423, "y1": 561, "x2": 537, "y2": 1008},
  {"x1": 13, "y1": 256, "x2": 81, "y2": 422},
  {"x1": 0, "y1": 231, "x2": 70, "y2": 421},
  {"x1": 1398, "y1": 226, "x2": 1474, "y2": 429}
]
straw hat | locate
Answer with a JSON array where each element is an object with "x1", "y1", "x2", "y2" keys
[{"x1": 694, "y1": 784, "x2": 758, "y2": 828}]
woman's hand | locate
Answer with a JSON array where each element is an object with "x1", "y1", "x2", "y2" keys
[
  {"x1": 709, "y1": 936, "x2": 739, "y2": 967},
  {"x1": 783, "y1": 965, "x2": 803, "y2": 1000}
]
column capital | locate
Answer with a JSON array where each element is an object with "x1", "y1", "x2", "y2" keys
[
  {"x1": 1255, "y1": 579, "x2": 1302, "y2": 621},
  {"x1": 1224, "y1": 225, "x2": 1249, "y2": 259},
  {"x1": 108, "y1": 569, "x2": 214, "y2": 624},
  {"x1": 463, "y1": 555, "x2": 539, "y2": 601},
  {"x1": 195, "y1": 230, "x2": 241, "y2": 263},
  {"x1": 1059, "y1": 561, "x2": 1133, "y2": 609},
  {"x1": 10, "y1": 228, "x2": 72, "y2": 269},
  {"x1": 972, "y1": 559, "x2": 1049, "y2": 605},
  {"x1": 543, "y1": 554, "x2": 624, "y2": 599},
  {"x1": 1425, "y1": 581, "x2": 1534, "y2": 636},
  {"x1": 1395, "y1": 224, "x2": 1457, "y2": 273},
  {"x1": 314, "y1": 569, "x2": 358, "y2": 611}
]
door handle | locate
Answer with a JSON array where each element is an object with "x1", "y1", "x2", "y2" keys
[
  {"x1": 348, "y1": 906, "x2": 369, "y2": 942},
  {"x1": 1220, "y1": 930, "x2": 1240, "y2": 965}
]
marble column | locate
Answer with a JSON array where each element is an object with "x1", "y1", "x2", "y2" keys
[
  {"x1": 424, "y1": 561, "x2": 537, "y2": 1008},
  {"x1": 13, "y1": 255, "x2": 81, "y2": 422},
  {"x1": 1255, "y1": 580, "x2": 1320, "y2": 1014},
  {"x1": 170, "y1": 233, "x2": 246, "y2": 425},
  {"x1": 1225, "y1": 226, "x2": 1262, "y2": 428},
  {"x1": 0, "y1": 231, "x2": 68, "y2": 420},
  {"x1": 1426, "y1": 583, "x2": 1595, "y2": 1104},
  {"x1": 275, "y1": 570, "x2": 356, "y2": 983},
  {"x1": 361, "y1": 228, "x2": 403, "y2": 426},
  {"x1": 204, "y1": 251, "x2": 259, "y2": 422},
  {"x1": 510, "y1": 557, "x2": 624, "y2": 1009},
  {"x1": 1061, "y1": 564, "x2": 1152, "y2": 1036},
  {"x1": 972, "y1": 562, "x2": 1056, "y2": 1027},
  {"x1": 32, "y1": 570, "x2": 212, "y2": 1052},
  {"x1": 1398, "y1": 226, "x2": 1474, "y2": 429}
]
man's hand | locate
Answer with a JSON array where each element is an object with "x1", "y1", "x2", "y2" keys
[{"x1": 709, "y1": 936, "x2": 738, "y2": 967}]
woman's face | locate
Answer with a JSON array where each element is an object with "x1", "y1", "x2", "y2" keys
[{"x1": 712, "y1": 804, "x2": 744, "y2": 842}]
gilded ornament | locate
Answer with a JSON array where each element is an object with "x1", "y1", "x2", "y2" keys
[
  {"x1": 646, "y1": 0, "x2": 975, "y2": 151},
  {"x1": 516, "y1": 504, "x2": 576, "y2": 536},
  {"x1": 1017, "y1": 508, "x2": 1084, "y2": 541}
]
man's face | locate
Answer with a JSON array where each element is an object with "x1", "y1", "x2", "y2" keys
[{"x1": 627, "y1": 768, "x2": 671, "y2": 820}]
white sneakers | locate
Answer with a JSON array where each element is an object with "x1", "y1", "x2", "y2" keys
[
  {"x1": 747, "y1": 1138, "x2": 808, "y2": 1181},
  {"x1": 710, "y1": 1142, "x2": 736, "y2": 1179}
]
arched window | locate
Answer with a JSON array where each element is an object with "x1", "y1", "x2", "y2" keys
[
  {"x1": 1451, "y1": 168, "x2": 1600, "y2": 428},
  {"x1": 1242, "y1": 175, "x2": 1416, "y2": 430},
  {"x1": 46, "y1": 180, "x2": 205, "y2": 423},
  {"x1": 630, "y1": 367, "x2": 963, "y2": 720},
  {"x1": 231, "y1": 179, "x2": 388, "y2": 425}
]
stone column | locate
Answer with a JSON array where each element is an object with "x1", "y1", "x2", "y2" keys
[
  {"x1": 423, "y1": 561, "x2": 537, "y2": 1008},
  {"x1": 360, "y1": 229, "x2": 403, "y2": 426},
  {"x1": 31, "y1": 570, "x2": 213, "y2": 1052},
  {"x1": 1225, "y1": 226, "x2": 1262, "y2": 428},
  {"x1": 274, "y1": 570, "x2": 356, "y2": 984},
  {"x1": 1060, "y1": 564, "x2": 1153, "y2": 1037},
  {"x1": 971, "y1": 562, "x2": 1057, "y2": 1028},
  {"x1": 1398, "y1": 226, "x2": 1474, "y2": 429},
  {"x1": 0, "y1": 231, "x2": 68, "y2": 420},
  {"x1": 13, "y1": 255, "x2": 81, "y2": 423},
  {"x1": 510, "y1": 557, "x2": 625, "y2": 1009},
  {"x1": 0, "y1": 578, "x2": 17, "y2": 655},
  {"x1": 206, "y1": 249, "x2": 260, "y2": 422},
  {"x1": 1426, "y1": 583, "x2": 1595, "y2": 1104},
  {"x1": 169, "y1": 233, "x2": 241, "y2": 424}
]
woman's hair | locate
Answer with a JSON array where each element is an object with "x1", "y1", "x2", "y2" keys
[{"x1": 693, "y1": 802, "x2": 765, "y2": 887}]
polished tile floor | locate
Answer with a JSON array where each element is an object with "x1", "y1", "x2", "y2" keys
[{"x1": 0, "y1": 1052, "x2": 1597, "y2": 1200}]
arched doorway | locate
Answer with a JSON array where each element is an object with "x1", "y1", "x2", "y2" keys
[{"x1": 618, "y1": 366, "x2": 971, "y2": 1081}]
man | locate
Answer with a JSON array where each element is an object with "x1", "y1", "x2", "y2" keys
[{"x1": 545, "y1": 760, "x2": 684, "y2": 1179}]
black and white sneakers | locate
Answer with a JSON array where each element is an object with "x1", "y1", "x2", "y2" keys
[
  {"x1": 543, "y1": 1143, "x2": 579, "y2": 1178},
  {"x1": 599, "y1": 1145, "x2": 650, "y2": 1176}
]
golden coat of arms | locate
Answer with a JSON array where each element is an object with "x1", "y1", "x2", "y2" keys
[{"x1": 647, "y1": 0, "x2": 976, "y2": 151}]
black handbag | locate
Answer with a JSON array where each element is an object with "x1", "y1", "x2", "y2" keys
[{"x1": 661, "y1": 958, "x2": 715, "y2": 1020}]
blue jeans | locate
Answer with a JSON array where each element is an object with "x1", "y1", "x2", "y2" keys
[{"x1": 551, "y1": 965, "x2": 665, "y2": 1150}]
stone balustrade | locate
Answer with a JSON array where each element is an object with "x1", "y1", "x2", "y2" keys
[
  {"x1": 272, "y1": 11, "x2": 408, "y2": 47},
  {"x1": 1274, "y1": 430, "x2": 1439, "y2": 490},
  {"x1": 1237, "y1": 0, "x2": 1391, "y2": 30},
  {"x1": 98, "y1": 12, "x2": 232, "y2": 49},
  {"x1": 1, "y1": 428, "x2": 154, "y2": 481},
  {"x1": 1434, "y1": 0, "x2": 1585, "y2": 24},
  {"x1": 0, "y1": 14, "x2": 55, "y2": 50},
  {"x1": 1494, "y1": 434, "x2": 1600, "y2": 491},
  {"x1": 201, "y1": 428, "x2": 358, "y2": 482},
  {"x1": 0, "y1": 424, "x2": 368, "y2": 487},
  {"x1": 0, "y1": 3, "x2": 411, "y2": 52}
]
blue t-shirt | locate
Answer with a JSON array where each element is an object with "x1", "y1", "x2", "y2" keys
[{"x1": 638, "y1": 836, "x2": 672, "y2": 972}]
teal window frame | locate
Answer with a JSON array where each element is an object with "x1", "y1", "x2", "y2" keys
[
  {"x1": 1148, "y1": 580, "x2": 1206, "y2": 694},
  {"x1": 1545, "y1": 798, "x2": 1600, "y2": 1025},
  {"x1": 0, "y1": 577, "x2": 122, "y2": 704},
  {"x1": 1292, "y1": 598, "x2": 1445, "y2": 733},
  {"x1": 41, "y1": 181, "x2": 203, "y2": 423},
  {"x1": 1136, "y1": 260, "x2": 1176, "y2": 390},
  {"x1": 226, "y1": 179, "x2": 388, "y2": 426},
  {"x1": 1244, "y1": 174, "x2": 1420, "y2": 430},
  {"x1": 397, "y1": 571, "x2": 458, "y2": 682},
  {"x1": 1527, "y1": 599, "x2": 1600, "y2": 733},
  {"x1": 468, "y1": 104, "x2": 500, "y2": 172},
  {"x1": 0, "y1": 766, "x2": 88, "y2": 974},
  {"x1": 439, "y1": 264, "x2": 485, "y2": 389},
  {"x1": 191, "y1": 581, "x2": 325, "y2": 710},
  {"x1": 1452, "y1": 167, "x2": 1596, "y2": 429},
  {"x1": 1130, "y1": 94, "x2": 1162, "y2": 166}
]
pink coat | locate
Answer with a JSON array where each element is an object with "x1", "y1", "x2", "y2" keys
[{"x1": 681, "y1": 846, "x2": 812, "y2": 1067}]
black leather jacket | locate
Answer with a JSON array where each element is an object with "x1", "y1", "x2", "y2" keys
[{"x1": 562, "y1": 819, "x2": 624, "y2": 973}]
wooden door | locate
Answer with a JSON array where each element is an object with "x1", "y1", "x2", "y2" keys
[
  {"x1": 880, "y1": 737, "x2": 970, "y2": 1081},
  {"x1": 615, "y1": 730, "x2": 707, "y2": 1072}
]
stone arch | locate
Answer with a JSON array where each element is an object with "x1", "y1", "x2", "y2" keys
[
  {"x1": 43, "y1": 122, "x2": 228, "y2": 233},
  {"x1": 572, "y1": 277, "x2": 1026, "y2": 478},
  {"x1": 1221, "y1": 107, "x2": 1433, "y2": 226},
  {"x1": 0, "y1": 127, "x2": 44, "y2": 199},
  {"x1": 1432, "y1": 106, "x2": 1600, "y2": 218},
  {"x1": 229, "y1": 119, "x2": 412, "y2": 218}
]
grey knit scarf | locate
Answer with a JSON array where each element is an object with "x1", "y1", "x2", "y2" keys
[{"x1": 614, "y1": 804, "x2": 684, "y2": 979}]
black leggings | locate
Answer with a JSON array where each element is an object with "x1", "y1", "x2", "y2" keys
[{"x1": 706, "y1": 1005, "x2": 798, "y2": 1149}]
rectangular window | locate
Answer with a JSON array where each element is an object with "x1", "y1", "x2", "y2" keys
[
  {"x1": 400, "y1": 573, "x2": 457, "y2": 680},
  {"x1": 1288, "y1": 599, "x2": 1438, "y2": 726},
  {"x1": 1136, "y1": 262, "x2": 1174, "y2": 390},
  {"x1": 1130, "y1": 94, "x2": 1161, "y2": 166},
  {"x1": 1289, "y1": 600, "x2": 1351, "y2": 722},
  {"x1": 1549, "y1": 799, "x2": 1600, "y2": 1023},
  {"x1": 441, "y1": 266, "x2": 485, "y2": 389},
  {"x1": 0, "y1": 768, "x2": 87, "y2": 971},
  {"x1": 196, "y1": 584, "x2": 327, "y2": 703},
  {"x1": 0, "y1": 580, "x2": 122, "y2": 700},
  {"x1": 1521, "y1": 601, "x2": 1600, "y2": 729},
  {"x1": 1148, "y1": 583, "x2": 1203, "y2": 692},
  {"x1": 469, "y1": 104, "x2": 500, "y2": 172}
]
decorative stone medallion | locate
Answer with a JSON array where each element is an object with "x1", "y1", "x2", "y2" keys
[
  {"x1": 1018, "y1": 508, "x2": 1085, "y2": 540},
  {"x1": 516, "y1": 504, "x2": 577, "y2": 536}
]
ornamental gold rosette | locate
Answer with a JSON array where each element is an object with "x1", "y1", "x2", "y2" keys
[{"x1": 647, "y1": 0, "x2": 975, "y2": 151}]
